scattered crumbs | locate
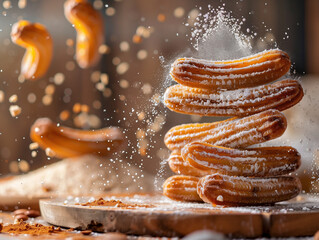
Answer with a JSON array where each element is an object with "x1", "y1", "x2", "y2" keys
[
  {"x1": 105, "y1": 7, "x2": 116, "y2": 16},
  {"x1": 81, "y1": 104, "x2": 89, "y2": 113},
  {"x1": 98, "y1": 44, "x2": 110, "y2": 54},
  {"x1": 45, "y1": 84, "x2": 55, "y2": 95},
  {"x1": 137, "y1": 49, "x2": 148, "y2": 60},
  {"x1": 119, "y1": 79, "x2": 129, "y2": 89},
  {"x1": 174, "y1": 7, "x2": 185, "y2": 18},
  {"x1": 9, "y1": 161, "x2": 19, "y2": 173},
  {"x1": 45, "y1": 148, "x2": 56, "y2": 158},
  {"x1": 54, "y1": 73, "x2": 65, "y2": 85},
  {"x1": 18, "y1": 75, "x2": 25, "y2": 83},
  {"x1": 119, "y1": 41, "x2": 130, "y2": 52},
  {"x1": 9, "y1": 94, "x2": 18, "y2": 103},
  {"x1": 18, "y1": 159, "x2": 29, "y2": 172},
  {"x1": 29, "y1": 142, "x2": 39, "y2": 150},
  {"x1": 59, "y1": 110, "x2": 70, "y2": 121},
  {"x1": 18, "y1": 0, "x2": 27, "y2": 9},
  {"x1": 81, "y1": 197, "x2": 154, "y2": 208},
  {"x1": 72, "y1": 103, "x2": 81, "y2": 113},
  {"x1": 116, "y1": 62, "x2": 129, "y2": 75},
  {"x1": 1, "y1": 221, "x2": 64, "y2": 235},
  {"x1": 42, "y1": 95, "x2": 52, "y2": 106},
  {"x1": 0, "y1": 90, "x2": 4, "y2": 102},
  {"x1": 2, "y1": 0, "x2": 11, "y2": 9},
  {"x1": 9, "y1": 105, "x2": 21, "y2": 117},
  {"x1": 31, "y1": 151, "x2": 37, "y2": 158},
  {"x1": 132, "y1": 34, "x2": 142, "y2": 44},
  {"x1": 157, "y1": 13, "x2": 166, "y2": 22}
]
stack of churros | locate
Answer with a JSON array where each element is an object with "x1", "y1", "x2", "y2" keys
[{"x1": 163, "y1": 49, "x2": 304, "y2": 205}]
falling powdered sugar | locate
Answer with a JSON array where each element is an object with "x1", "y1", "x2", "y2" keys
[{"x1": 189, "y1": 6, "x2": 253, "y2": 60}]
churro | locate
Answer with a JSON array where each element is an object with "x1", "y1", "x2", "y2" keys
[
  {"x1": 164, "y1": 79, "x2": 303, "y2": 116},
  {"x1": 164, "y1": 109, "x2": 287, "y2": 151},
  {"x1": 170, "y1": 49, "x2": 291, "y2": 90},
  {"x1": 163, "y1": 175, "x2": 202, "y2": 202},
  {"x1": 168, "y1": 151, "x2": 213, "y2": 177},
  {"x1": 182, "y1": 142, "x2": 300, "y2": 177},
  {"x1": 64, "y1": 0, "x2": 104, "y2": 68},
  {"x1": 197, "y1": 174, "x2": 301, "y2": 205},
  {"x1": 30, "y1": 118, "x2": 124, "y2": 158},
  {"x1": 11, "y1": 20, "x2": 53, "y2": 80}
]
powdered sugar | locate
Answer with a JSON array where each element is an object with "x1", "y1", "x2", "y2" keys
[{"x1": 164, "y1": 80, "x2": 301, "y2": 116}]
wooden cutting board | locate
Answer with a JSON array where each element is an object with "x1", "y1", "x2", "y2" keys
[{"x1": 40, "y1": 193, "x2": 319, "y2": 238}]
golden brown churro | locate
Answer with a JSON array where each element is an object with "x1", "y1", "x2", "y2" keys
[
  {"x1": 171, "y1": 49, "x2": 291, "y2": 90},
  {"x1": 30, "y1": 118, "x2": 124, "y2": 159},
  {"x1": 163, "y1": 175, "x2": 203, "y2": 202},
  {"x1": 11, "y1": 20, "x2": 53, "y2": 80},
  {"x1": 168, "y1": 151, "x2": 214, "y2": 177},
  {"x1": 182, "y1": 142, "x2": 300, "y2": 177},
  {"x1": 163, "y1": 48, "x2": 303, "y2": 205},
  {"x1": 64, "y1": 0, "x2": 104, "y2": 68},
  {"x1": 197, "y1": 174, "x2": 301, "y2": 205},
  {"x1": 164, "y1": 109, "x2": 287, "y2": 152},
  {"x1": 164, "y1": 79, "x2": 303, "y2": 117}
]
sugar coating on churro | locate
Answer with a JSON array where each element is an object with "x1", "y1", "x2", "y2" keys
[
  {"x1": 170, "y1": 49, "x2": 291, "y2": 90},
  {"x1": 163, "y1": 175, "x2": 203, "y2": 202},
  {"x1": 197, "y1": 174, "x2": 302, "y2": 205},
  {"x1": 164, "y1": 79, "x2": 303, "y2": 116},
  {"x1": 168, "y1": 151, "x2": 214, "y2": 177},
  {"x1": 161, "y1": 7, "x2": 304, "y2": 206},
  {"x1": 165, "y1": 109, "x2": 287, "y2": 151},
  {"x1": 182, "y1": 142, "x2": 300, "y2": 177}
]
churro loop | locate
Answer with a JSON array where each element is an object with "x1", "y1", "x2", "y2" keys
[
  {"x1": 164, "y1": 109, "x2": 287, "y2": 152},
  {"x1": 163, "y1": 175, "x2": 203, "y2": 202},
  {"x1": 197, "y1": 174, "x2": 301, "y2": 205},
  {"x1": 168, "y1": 151, "x2": 214, "y2": 177},
  {"x1": 11, "y1": 20, "x2": 53, "y2": 80},
  {"x1": 64, "y1": 0, "x2": 104, "y2": 68},
  {"x1": 182, "y1": 142, "x2": 300, "y2": 177},
  {"x1": 164, "y1": 79, "x2": 303, "y2": 117},
  {"x1": 171, "y1": 49, "x2": 291, "y2": 90},
  {"x1": 30, "y1": 118, "x2": 124, "y2": 159}
]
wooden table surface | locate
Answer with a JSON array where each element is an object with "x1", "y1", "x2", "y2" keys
[
  {"x1": 0, "y1": 211, "x2": 180, "y2": 240},
  {"x1": 0, "y1": 209, "x2": 315, "y2": 240}
]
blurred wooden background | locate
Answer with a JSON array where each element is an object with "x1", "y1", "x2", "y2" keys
[{"x1": 0, "y1": 0, "x2": 316, "y2": 187}]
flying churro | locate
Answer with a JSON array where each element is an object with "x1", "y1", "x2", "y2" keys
[
  {"x1": 64, "y1": 0, "x2": 104, "y2": 68},
  {"x1": 164, "y1": 79, "x2": 303, "y2": 117},
  {"x1": 170, "y1": 49, "x2": 291, "y2": 90},
  {"x1": 11, "y1": 20, "x2": 53, "y2": 80},
  {"x1": 30, "y1": 118, "x2": 125, "y2": 159},
  {"x1": 164, "y1": 109, "x2": 287, "y2": 152},
  {"x1": 197, "y1": 174, "x2": 301, "y2": 205},
  {"x1": 182, "y1": 142, "x2": 300, "y2": 177}
]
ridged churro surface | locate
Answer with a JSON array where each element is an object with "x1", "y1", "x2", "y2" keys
[
  {"x1": 171, "y1": 49, "x2": 291, "y2": 90},
  {"x1": 182, "y1": 142, "x2": 300, "y2": 177},
  {"x1": 164, "y1": 79, "x2": 303, "y2": 116},
  {"x1": 197, "y1": 174, "x2": 301, "y2": 205},
  {"x1": 163, "y1": 175, "x2": 203, "y2": 202},
  {"x1": 168, "y1": 151, "x2": 214, "y2": 177},
  {"x1": 165, "y1": 109, "x2": 287, "y2": 151}
]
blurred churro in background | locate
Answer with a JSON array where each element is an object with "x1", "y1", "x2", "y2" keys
[{"x1": 11, "y1": 20, "x2": 52, "y2": 80}]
